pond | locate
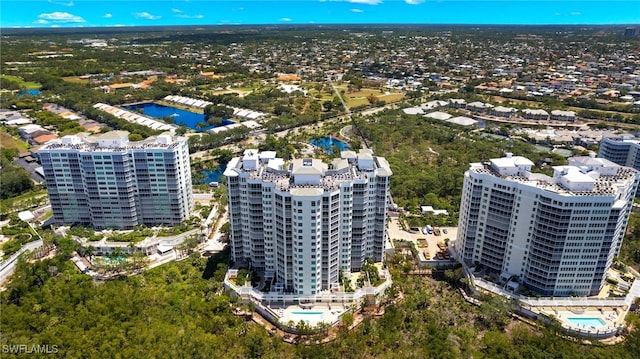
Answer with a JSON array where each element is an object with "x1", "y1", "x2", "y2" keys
[
  {"x1": 309, "y1": 137, "x2": 349, "y2": 154},
  {"x1": 198, "y1": 164, "x2": 227, "y2": 185},
  {"x1": 19, "y1": 89, "x2": 41, "y2": 97},
  {"x1": 125, "y1": 103, "x2": 234, "y2": 131}
]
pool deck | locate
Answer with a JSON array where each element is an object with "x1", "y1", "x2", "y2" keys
[
  {"x1": 278, "y1": 304, "x2": 347, "y2": 327},
  {"x1": 542, "y1": 307, "x2": 623, "y2": 333}
]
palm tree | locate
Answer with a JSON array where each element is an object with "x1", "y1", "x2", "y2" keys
[{"x1": 83, "y1": 245, "x2": 95, "y2": 263}]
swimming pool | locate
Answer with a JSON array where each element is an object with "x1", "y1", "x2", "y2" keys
[
  {"x1": 102, "y1": 256, "x2": 126, "y2": 264},
  {"x1": 290, "y1": 311, "x2": 324, "y2": 324},
  {"x1": 567, "y1": 317, "x2": 606, "y2": 328}
]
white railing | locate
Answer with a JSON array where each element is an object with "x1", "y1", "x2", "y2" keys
[{"x1": 224, "y1": 269, "x2": 392, "y2": 308}]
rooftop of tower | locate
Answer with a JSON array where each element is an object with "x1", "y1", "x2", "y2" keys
[
  {"x1": 602, "y1": 135, "x2": 640, "y2": 145},
  {"x1": 40, "y1": 131, "x2": 185, "y2": 152},
  {"x1": 224, "y1": 148, "x2": 392, "y2": 192},
  {"x1": 469, "y1": 152, "x2": 639, "y2": 198}
]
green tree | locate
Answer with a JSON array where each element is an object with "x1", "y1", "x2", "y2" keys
[
  {"x1": 0, "y1": 166, "x2": 34, "y2": 199},
  {"x1": 204, "y1": 104, "x2": 234, "y2": 120}
]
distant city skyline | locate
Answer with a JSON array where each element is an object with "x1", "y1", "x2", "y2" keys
[{"x1": 1, "y1": 1, "x2": 639, "y2": 28}]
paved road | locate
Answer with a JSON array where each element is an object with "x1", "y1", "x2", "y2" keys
[{"x1": 0, "y1": 239, "x2": 43, "y2": 284}]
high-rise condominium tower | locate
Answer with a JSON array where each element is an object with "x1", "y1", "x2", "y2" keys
[
  {"x1": 599, "y1": 136, "x2": 640, "y2": 171},
  {"x1": 224, "y1": 149, "x2": 392, "y2": 295},
  {"x1": 457, "y1": 153, "x2": 638, "y2": 296},
  {"x1": 40, "y1": 131, "x2": 193, "y2": 230}
]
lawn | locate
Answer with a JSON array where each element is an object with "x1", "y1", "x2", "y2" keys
[
  {"x1": 378, "y1": 93, "x2": 405, "y2": 103},
  {"x1": 62, "y1": 76, "x2": 90, "y2": 84},
  {"x1": 156, "y1": 100, "x2": 204, "y2": 114},
  {"x1": 0, "y1": 130, "x2": 30, "y2": 151},
  {"x1": 0, "y1": 74, "x2": 41, "y2": 90},
  {"x1": 345, "y1": 88, "x2": 405, "y2": 107},
  {"x1": 346, "y1": 97, "x2": 371, "y2": 108}
]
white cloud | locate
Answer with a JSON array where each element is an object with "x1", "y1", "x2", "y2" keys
[
  {"x1": 172, "y1": 8, "x2": 182, "y2": 13},
  {"x1": 34, "y1": 19, "x2": 49, "y2": 24},
  {"x1": 347, "y1": 0, "x2": 382, "y2": 5},
  {"x1": 570, "y1": 12, "x2": 581, "y2": 16},
  {"x1": 48, "y1": 0, "x2": 74, "y2": 7},
  {"x1": 176, "y1": 14, "x2": 204, "y2": 19},
  {"x1": 134, "y1": 12, "x2": 161, "y2": 20},
  {"x1": 280, "y1": 17, "x2": 292, "y2": 22},
  {"x1": 103, "y1": 13, "x2": 112, "y2": 18},
  {"x1": 351, "y1": 8, "x2": 364, "y2": 13},
  {"x1": 405, "y1": 0, "x2": 425, "y2": 4},
  {"x1": 38, "y1": 12, "x2": 85, "y2": 23}
]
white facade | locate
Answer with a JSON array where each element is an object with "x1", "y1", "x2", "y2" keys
[
  {"x1": 224, "y1": 149, "x2": 392, "y2": 295},
  {"x1": 457, "y1": 153, "x2": 639, "y2": 296},
  {"x1": 40, "y1": 131, "x2": 193, "y2": 230},
  {"x1": 599, "y1": 136, "x2": 640, "y2": 172}
]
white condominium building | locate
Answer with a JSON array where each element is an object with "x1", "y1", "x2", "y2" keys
[
  {"x1": 599, "y1": 135, "x2": 640, "y2": 171},
  {"x1": 224, "y1": 149, "x2": 392, "y2": 295},
  {"x1": 457, "y1": 153, "x2": 639, "y2": 296},
  {"x1": 40, "y1": 131, "x2": 193, "y2": 230}
]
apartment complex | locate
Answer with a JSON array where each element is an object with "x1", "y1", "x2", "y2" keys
[
  {"x1": 598, "y1": 136, "x2": 640, "y2": 171},
  {"x1": 457, "y1": 153, "x2": 639, "y2": 296},
  {"x1": 224, "y1": 149, "x2": 392, "y2": 295},
  {"x1": 40, "y1": 131, "x2": 193, "y2": 230}
]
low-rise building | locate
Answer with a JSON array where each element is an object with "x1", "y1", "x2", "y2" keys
[
  {"x1": 467, "y1": 101, "x2": 494, "y2": 113},
  {"x1": 490, "y1": 106, "x2": 517, "y2": 118},
  {"x1": 550, "y1": 110, "x2": 577, "y2": 121},
  {"x1": 522, "y1": 108, "x2": 550, "y2": 121}
]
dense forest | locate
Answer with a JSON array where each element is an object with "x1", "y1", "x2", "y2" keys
[{"x1": 2, "y1": 243, "x2": 640, "y2": 358}]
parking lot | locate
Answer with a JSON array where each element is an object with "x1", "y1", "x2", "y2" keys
[{"x1": 387, "y1": 216, "x2": 458, "y2": 261}]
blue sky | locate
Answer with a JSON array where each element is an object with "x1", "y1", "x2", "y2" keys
[{"x1": 1, "y1": 1, "x2": 638, "y2": 28}]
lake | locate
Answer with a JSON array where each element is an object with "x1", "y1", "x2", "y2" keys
[
  {"x1": 309, "y1": 137, "x2": 349, "y2": 154},
  {"x1": 125, "y1": 103, "x2": 234, "y2": 131}
]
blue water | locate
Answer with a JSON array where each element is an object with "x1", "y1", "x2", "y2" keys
[
  {"x1": 125, "y1": 103, "x2": 234, "y2": 131},
  {"x1": 198, "y1": 165, "x2": 227, "y2": 184},
  {"x1": 310, "y1": 137, "x2": 349, "y2": 154},
  {"x1": 568, "y1": 317, "x2": 606, "y2": 328},
  {"x1": 19, "y1": 89, "x2": 40, "y2": 97},
  {"x1": 292, "y1": 311, "x2": 324, "y2": 315}
]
